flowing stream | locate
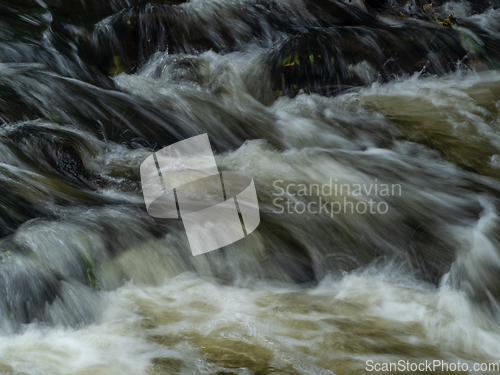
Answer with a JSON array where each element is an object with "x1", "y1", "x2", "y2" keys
[{"x1": 1, "y1": 0, "x2": 500, "y2": 373}]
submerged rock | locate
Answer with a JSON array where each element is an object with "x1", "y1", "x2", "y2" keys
[
  {"x1": 267, "y1": 25, "x2": 468, "y2": 96},
  {"x1": 91, "y1": 0, "x2": 380, "y2": 74},
  {"x1": 1, "y1": 0, "x2": 188, "y2": 17},
  {"x1": 365, "y1": 0, "x2": 499, "y2": 16},
  {"x1": 90, "y1": 0, "x2": 499, "y2": 98},
  {"x1": 0, "y1": 64, "x2": 186, "y2": 148}
]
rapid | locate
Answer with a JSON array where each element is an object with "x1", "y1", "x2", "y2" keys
[{"x1": 0, "y1": 0, "x2": 500, "y2": 373}]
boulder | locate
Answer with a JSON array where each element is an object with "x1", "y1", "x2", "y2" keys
[{"x1": 267, "y1": 25, "x2": 468, "y2": 96}]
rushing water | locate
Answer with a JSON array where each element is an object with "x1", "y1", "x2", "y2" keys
[{"x1": 1, "y1": 0, "x2": 500, "y2": 373}]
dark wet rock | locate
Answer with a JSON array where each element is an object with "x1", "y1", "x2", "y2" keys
[
  {"x1": 455, "y1": 21, "x2": 500, "y2": 67},
  {"x1": 0, "y1": 206, "x2": 174, "y2": 331},
  {"x1": 467, "y1": 0, "x2": 500, "y2": 13},
  {"x1": 91, "y1": 0, "x2": 381, "y2": 74},
  {"x1": 0, "y1": 4, "x2": 112, "y2": 86},
  {"x1": 2, "y1": 125, "x2": 91, "y2": 185},
  {"x1": 0, "y1": 0, "x2": 188, "y2": 18},
  {"x1": 365, "y1": 0, "x2": 499, "y2": 16},
  {"x1": 91, "y1": 3, "x2": 278, "y2": 73},
  {"x1": 90, "y1": 0, "x2": 499, "y2": 99},
  {"x1": 305, "y1": 0, "x2": 379, "y2": 26},
  {"x1": 0, "y1": 254, "x2": 63, "y2": 325},
  {"x1": 258, "y1": 217, "x2": 318, "y2": 285},
  {"x1": 0, "y1": 65, "x2": 186, "y2": 148},
  {"x1": 0, "y1": 242, "x2": 101, "y2": 330},
  {"x1": 267, "y1": 25, "x2": 468, "y2": 97},
  {"x1": 0, "y1": 188, "x2": 42, "y2": 237}
]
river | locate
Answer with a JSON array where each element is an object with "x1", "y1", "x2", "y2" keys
[{"x1": 0, "y1": 0, "x2": 500, "y2": 373}]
